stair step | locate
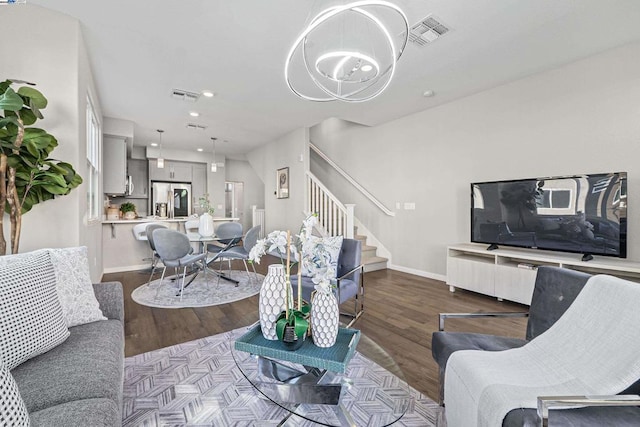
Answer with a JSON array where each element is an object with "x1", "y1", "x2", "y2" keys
[
  {"x1": 363, "y1": 256, "x2": 388, "y2": 272},
  {"x1": 354, "y1": 234, "x2": 367, "y2": 242},
  {"x1": 361, "y1": 245, "x2": 378, "y2": 260}
]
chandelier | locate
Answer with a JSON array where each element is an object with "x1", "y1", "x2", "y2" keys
[{"x1": 285, "y1": 0, "x2": 409, "y2": 102}]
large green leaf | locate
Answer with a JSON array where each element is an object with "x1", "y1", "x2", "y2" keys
[
  {"x1": 41, "y1": 184, "x2": 69, "y2": 195},
  {"x1": 19, "y1": 108, "x2": 37, "y2": 126},
  {"x1": 0, "y1": 116, "x2": 19, "y2": 128},
  {"x1": 18, "y1": 87, "x2": 47, "y2": 109},
  {"x1": 0, "y1": 87, "x2": 23, "y2": 112}
]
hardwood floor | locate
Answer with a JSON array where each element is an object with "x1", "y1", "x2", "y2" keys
[{"x1": 104, "y1": 259, "x2": 528, "y2": 402}]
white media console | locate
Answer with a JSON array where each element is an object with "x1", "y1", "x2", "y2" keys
[{"x1": 447, "y1": 243, "x2": 640, "y2": 305}]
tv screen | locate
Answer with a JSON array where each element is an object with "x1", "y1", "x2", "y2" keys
[{"x1": 471, "y1": 172, "x2": 627, "y2": 258}]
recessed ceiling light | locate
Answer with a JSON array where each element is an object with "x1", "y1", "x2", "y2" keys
[
  {"x1": 197, "y1": 148, "x2": 204, "y2": 152},
  {"x1": 150, "y1": 142, "x2": 158, "y2": 147},
  {"x1": 361, "y1": 65, "x2": 373, "y2": 72},
  {"x1": 423, "y1": 90, "x2": 435, "y2": 97},
  {"x1": 202, "y1": 90, "x2": 215, "y2": 98},
  {"x1": 189, "y1": 111, "x2": 199, "y2": 117}
]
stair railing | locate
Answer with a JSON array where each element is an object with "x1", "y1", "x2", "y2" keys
[
  {"x1": 306, "y1": 171, "x2": 354, "y2": 238},
  {"x1": 309, "y1": 142, "x2": 395, "y2": 217}
]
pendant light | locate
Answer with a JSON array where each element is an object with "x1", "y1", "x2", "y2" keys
[
  {"x1": 210, "y1": 137, "x2": 217, "y2": 172},
  {"x1": 156, "y1": 129, "x2": 165, "y2": 169}
]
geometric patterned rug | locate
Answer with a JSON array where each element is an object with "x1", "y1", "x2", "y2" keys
[
  {"x1": 123, "y1": 327, "x2": 439, "y2": 426},
  {"x1": 130, "y1": 270, "x2": 264, "y2": 309}
]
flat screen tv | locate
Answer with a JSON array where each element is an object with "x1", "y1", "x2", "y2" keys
[{"x1": 471, "y1": 172, "x2": 627, "y2": 259}]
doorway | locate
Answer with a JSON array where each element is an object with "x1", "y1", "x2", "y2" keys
[{"x1": 225, "y1": 181, "x2": 244, "y2": 227}]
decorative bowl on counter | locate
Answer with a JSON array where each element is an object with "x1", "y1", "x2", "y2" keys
[{"x1": 123, "y1": 211, "x2": 136, "y2": 220}]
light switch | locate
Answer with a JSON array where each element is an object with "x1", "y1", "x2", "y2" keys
[
  {"x1": 404, "y1": 202, "x2": 416, "y2": 210},
  {"x1": 395, "y1": 202, "x2": 401, "y2": 209},
  {"x1": 217, "y1": 204, "x2": 223, "y2": 210}
]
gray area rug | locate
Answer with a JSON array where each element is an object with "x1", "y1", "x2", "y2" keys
[
  {"x1": 123, "y1": 327, "x2": 439, "y2": 426},
  {"x1": 131, "y1": 270, "x2": 264, "y2": 308}
]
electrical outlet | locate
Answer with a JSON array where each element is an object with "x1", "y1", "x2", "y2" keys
[{"x1": 404, "y1": 202, "x2": 416, "y2": 210}]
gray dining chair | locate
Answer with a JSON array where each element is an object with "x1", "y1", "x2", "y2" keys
[
  {"x1": 152, "y1": 228, "x2": 208, "y2": 300},
  {"x1": 213, "y1": 225, "x2": 261, "y2": 284},
  {"x1": 145, "y1": 223, "x2": 168, "y2": 285},
  {"x1": 206, "y1": 222, "x2": 243, "y2": 270}
]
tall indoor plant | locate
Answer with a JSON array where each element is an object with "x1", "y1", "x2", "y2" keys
[{"x1": 0, "y1": 79, "x2": 82, "y2": 255}]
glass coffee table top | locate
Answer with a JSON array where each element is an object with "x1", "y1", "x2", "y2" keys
[{"x1": 231, "y1": 325, "x2": 411, "y2": 426}]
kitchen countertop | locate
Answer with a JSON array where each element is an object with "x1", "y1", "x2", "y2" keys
[{"x1": 102, "y1": 217, "x2": 239, "y2": 224}]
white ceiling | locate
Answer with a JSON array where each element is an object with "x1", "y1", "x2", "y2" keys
[{"x1": 29, "y1": 0, "x2": 640, "y2": 158}]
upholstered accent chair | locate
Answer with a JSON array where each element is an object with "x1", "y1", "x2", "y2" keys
[
  {"x1": 291, "y1": 238, "x2": 364, "y2": 327},
  {"x1": 432, "y1": 266, "x2": 640, "y2": 425}
]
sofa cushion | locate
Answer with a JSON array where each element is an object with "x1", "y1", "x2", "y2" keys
[
  {"x1": 0, "y1": 251, "x2": 69, "y2": 370},
  {"x1": 431, "y1": 331, "x2": 527, "y2": 369},
  {"x1": 11, "y1": 320, "x2": 124, "y2": 414},
  {"x1": 0, "y1": 362, "x2": 29, "y2": 427},
  {"x1": 29, "y1": 398, "x2": 120, "y2": 427},
  {"x1": 46, "y1": 247, "x2": 106, "y2": 327}
]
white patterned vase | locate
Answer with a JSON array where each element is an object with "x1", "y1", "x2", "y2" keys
[
  {"x1": 259, "y1": 264, "x2": 292, "y2": 340},
  {"x1": 311, "y1": 289, "x2": 339, "y2": 348},
  {"x1": 198, "y1": 212, "x2": 214, "y2": 237}
]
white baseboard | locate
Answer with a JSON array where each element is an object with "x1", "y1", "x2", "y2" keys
[
  {"x1": 103, "y1": 263, "x2": 149, "y2": 274},
  {"x1": 388, "y1": 263, "x2": 446, "y2": 282}
]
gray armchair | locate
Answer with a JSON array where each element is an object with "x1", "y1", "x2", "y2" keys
[
  {"x1": 432, "y1": 266, "x2": 640, "y2": 425},
  {"x1": 291, "y1": 238, "x2": 364, "y2": 327}
]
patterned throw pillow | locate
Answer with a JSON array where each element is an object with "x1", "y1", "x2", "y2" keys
[
  {"x1": 0, "y1": 251, "x2": 70, "y2": 370},
  {"x1": 301, "y1": 235, "x2": 344, "y2": 279},
  {"x1": 46, "y1": 247, "x2": 106, "y2": 327},
  {"x1": 0, "y1": 362, "x2": 30, "y2": 427}
]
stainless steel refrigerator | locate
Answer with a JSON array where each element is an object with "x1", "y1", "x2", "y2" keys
[{"x1": 151, "y1": 182, "x2": 192, "y2": 218}]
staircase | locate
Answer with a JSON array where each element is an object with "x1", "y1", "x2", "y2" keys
[
  {"x1": 353, "y1": 228, "x2": 388, "y2": 272},
  {"x1": 306, "y1": 171, "x2": 388, "y2": 272}
]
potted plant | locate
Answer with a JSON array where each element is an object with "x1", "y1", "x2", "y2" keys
[
  {"x1": 0, "y1": 79, "x2": 82, "y2": 255},
  {"x1": 119, "y1": 202, "x2": 137, "y2": 220}
]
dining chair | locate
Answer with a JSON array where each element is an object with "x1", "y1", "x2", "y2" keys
[
  {"x1": 206, "y1": 222, "x2": 243, "y2": 270},
  {"x1": 213, "y1": 225, "x2": 261, "y2": 284},
  {"x1": 152, "y1": 228, "x2": 208, "y2": 300},
  {"x1": 144, "y1": 223, "x2": 168, "y2": 284}
]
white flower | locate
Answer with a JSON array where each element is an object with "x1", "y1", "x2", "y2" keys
[
  {"x1": 249, "y1": 238, "x2": 267, "y2": 263},
  {"x1": 314, "y1": 280, "x2": 332, "y2": 295}
]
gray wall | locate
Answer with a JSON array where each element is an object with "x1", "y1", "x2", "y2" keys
[
  {"x1": 225, "y1": 158, "x2": 265, "y2": 232},
  {"x1": 310, "y1": 41, "x2": 640, "y2": 278},
  {"x1": 247, "y1": 128, "x2": 308, "y2": 233},
  {"x1": 0, "y1": 5, "x2": 104, "y2": 281}
]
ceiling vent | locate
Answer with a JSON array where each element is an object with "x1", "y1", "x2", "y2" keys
[
  {"x1": 186, "y1": 123, "x2": 207, "y2": 131},
  {"x1": 171, "y1": 88, "x2": 200, "y2": 102},
  {"x1": 409, "y1": 15, "x2": 450, "y2": 47}
]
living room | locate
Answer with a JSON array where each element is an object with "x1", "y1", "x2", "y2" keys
[{"x1": 2, "y1": 1, "x2": 640, "y2": 426}]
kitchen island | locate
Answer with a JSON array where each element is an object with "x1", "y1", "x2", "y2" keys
[{"x1": 102, "y1": 217, "x2": 239, "y2": 273}]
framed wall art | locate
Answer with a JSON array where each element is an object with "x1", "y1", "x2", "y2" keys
[{"x1": 276, "y1": 167, "x2": 289, "y2": 199}]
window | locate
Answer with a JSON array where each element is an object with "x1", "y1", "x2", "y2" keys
[{"x1": 86, "y1": 96, "x2": 100, "y2": 221}]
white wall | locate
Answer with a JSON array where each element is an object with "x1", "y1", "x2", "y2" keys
[
  {"x1": 0, "y1": 5, "x2": 104, "y2": 281},
  {"x1": 225, "y1": 159, "x2": 265, "y2": 231},
  {"x1": 310, "y1": 41, "x2": 640, "y2": 278},
  {"x1": 247, "y1": 128, "x2": 308, "y2": 233}
]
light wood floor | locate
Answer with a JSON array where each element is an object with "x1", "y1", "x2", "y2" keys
[{"x1": 104, "y1": 259, "x2": 528, "y2": 402}]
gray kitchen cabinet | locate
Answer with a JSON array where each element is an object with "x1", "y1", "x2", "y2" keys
[
  {"x1": 126, "y1": 159, "x2": 148, "y2": 198},
  {"x1": 103, "y1": 136, "x2": 127, "y2": 195},
  {"x1": 148, "y1": 160, "x2": 192, "y2": 182}
]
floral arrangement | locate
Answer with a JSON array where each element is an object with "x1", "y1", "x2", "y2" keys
[
  {"x1": 249, "y1": 214, "x2": 335, "y2": 343},
  {"x1": 249, "y1": 214, "x2": 335, "y2": 289}
]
